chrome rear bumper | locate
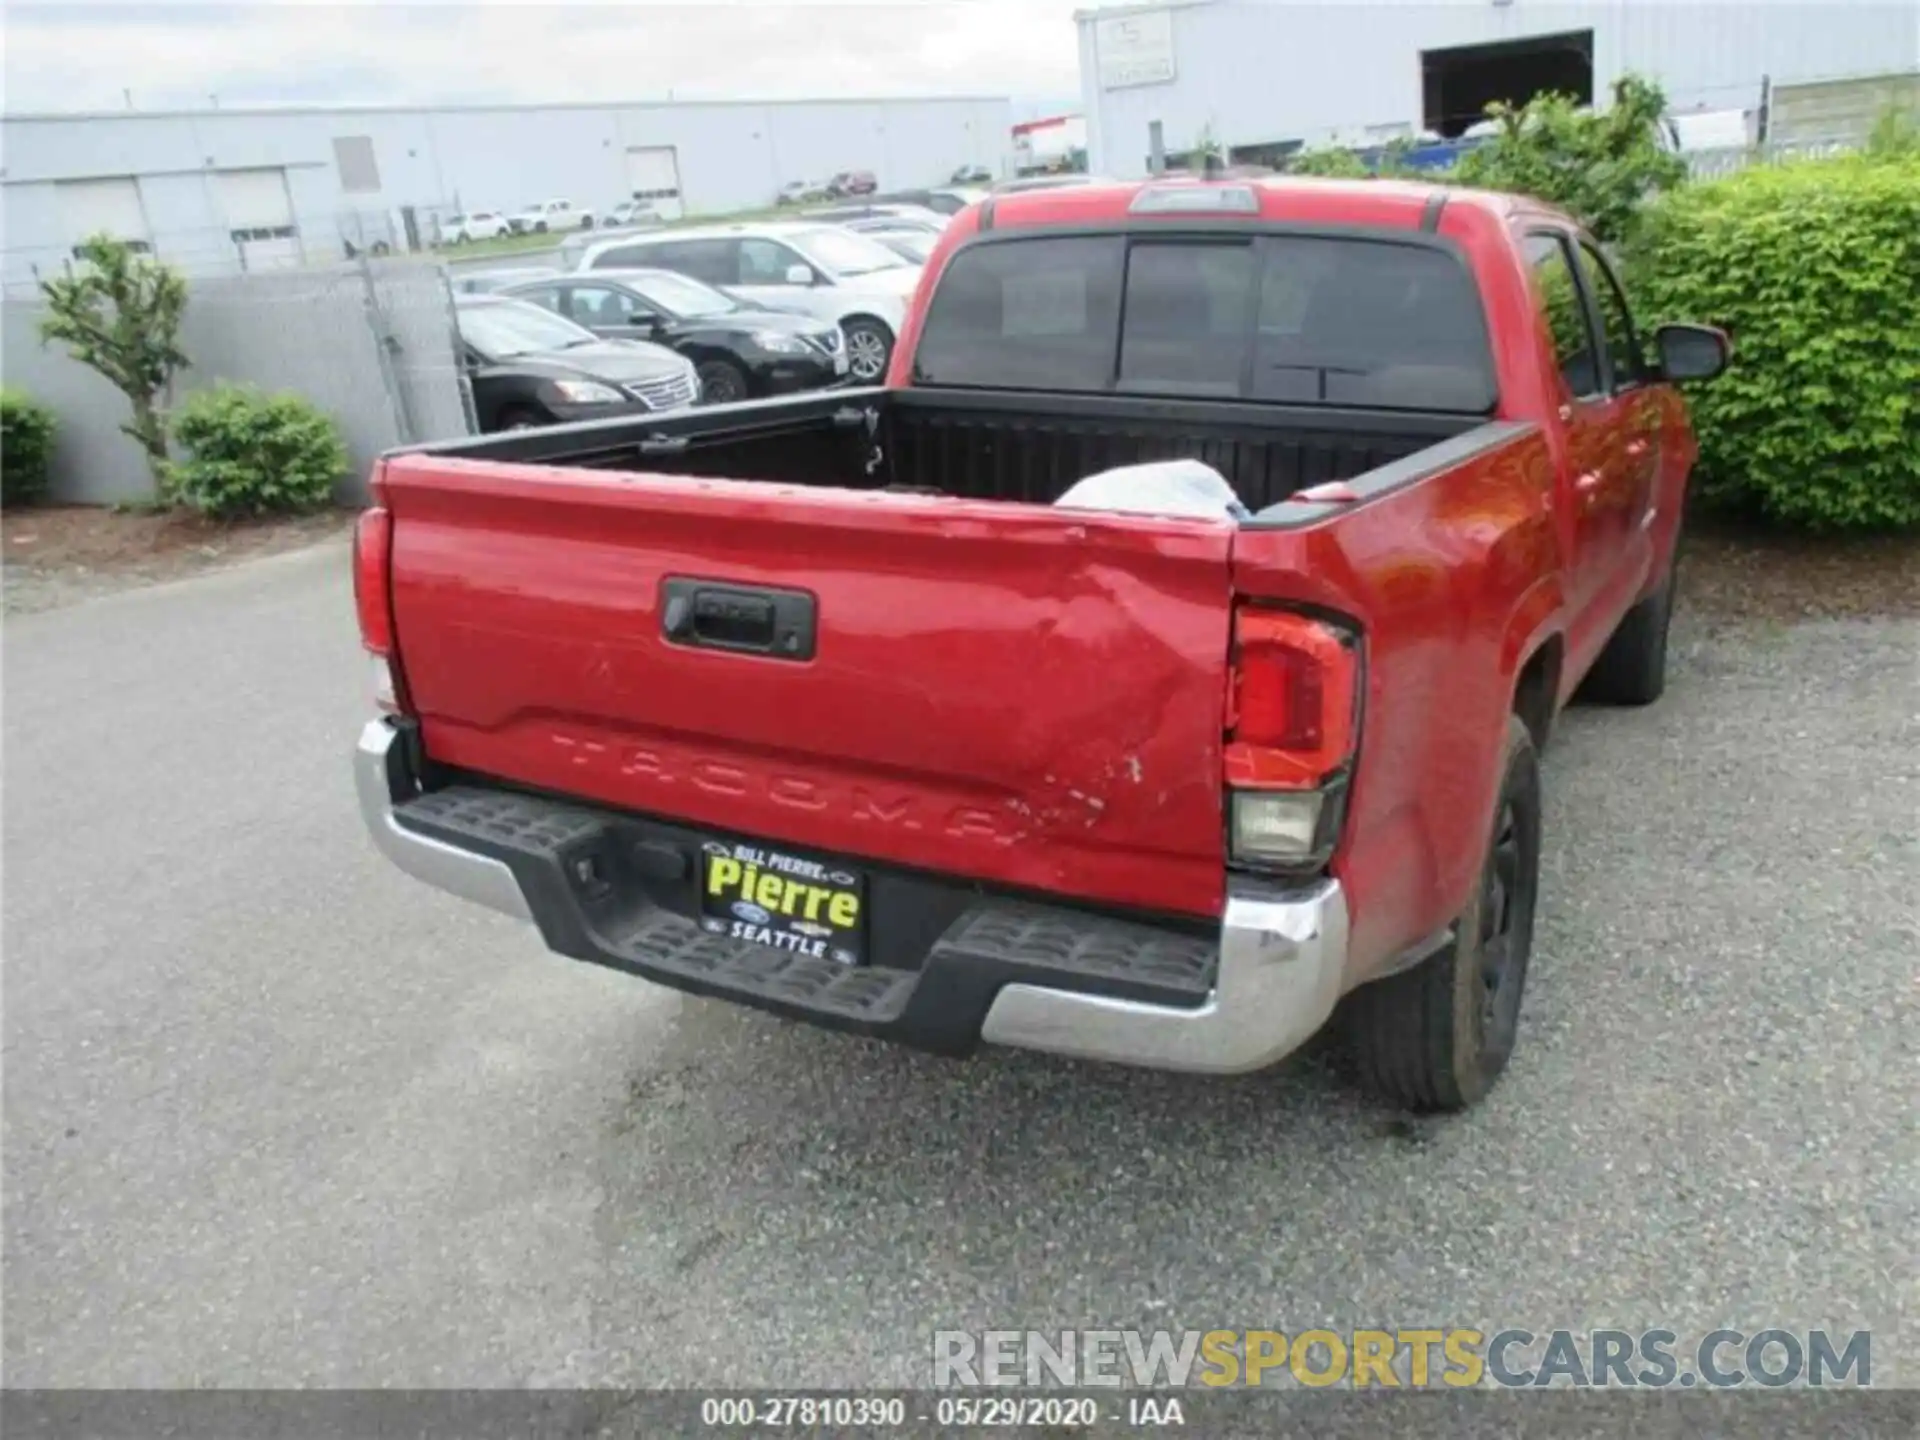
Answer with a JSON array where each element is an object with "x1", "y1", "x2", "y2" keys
[
  {"x1": 980, "y1": 881, "x2": 1349, "y2": 1074},
  {"x1": 356, "y1": 719, "x2": 530, "y2": 921},
  {"x1": 358, "y1": 718, "x2": 1349, "y2": 1073}
]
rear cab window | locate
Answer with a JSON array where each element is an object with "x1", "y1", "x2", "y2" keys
[{"x1": 912, "y1": 232, "x2": 1497, "y2": 412}]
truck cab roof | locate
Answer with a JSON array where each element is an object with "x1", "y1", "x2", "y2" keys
[{"x1": 975, "y1": 174, "x2": 1562, "y2": 236}]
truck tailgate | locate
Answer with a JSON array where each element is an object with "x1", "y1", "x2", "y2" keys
[{"x1": 380, "y1": 456, "x2": 1236, "y2": 917}]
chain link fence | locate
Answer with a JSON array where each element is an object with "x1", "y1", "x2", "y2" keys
[{"x1": 1, "y1": 254, "x2": 472, "y2": 505}]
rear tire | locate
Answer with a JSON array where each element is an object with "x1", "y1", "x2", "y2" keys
[
  {"x1": 696, "y1": 359, "x2": 749, "y2": 406},
  {"x1": 1579, "y1": 553, "x2": 1678, "y2": 707},
  {"x1": 1347, "y1": 716, "x2": 1541, "y2": 1113}
]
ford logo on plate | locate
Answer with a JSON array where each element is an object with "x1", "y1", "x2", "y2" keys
[{"x1": 731, "y1": 901, "x2": 771, "y2": 925}]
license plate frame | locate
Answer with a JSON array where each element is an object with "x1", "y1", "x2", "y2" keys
[{"x1": 697, "y1": 839, "x2": 867, "y2": 966}]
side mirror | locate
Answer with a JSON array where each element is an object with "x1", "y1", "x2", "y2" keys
[
  {"x1": 783, "y1": 263, "x2": 815, "y2": 287},
  {"x1": 1654, "y1": 323, "x2": 1731, "y2": 383}
]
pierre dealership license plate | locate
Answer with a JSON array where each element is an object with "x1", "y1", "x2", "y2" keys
[{"x1": 699, "y1": 839, "x2": 866, "y2": 965}]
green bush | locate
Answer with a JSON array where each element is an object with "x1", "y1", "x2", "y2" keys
[
  {"x1": 166, "y1": 385, "x2": 348, "y2": 518},
  {"x1": 1633, "y1": 152, "x2": 1920, "y2": 532},
  {"x1": 1451, "y1": 75, "x2": 1688, "y2": 247},
  {"x1": 1, "y1": 389, "x2": 58, "y2": 506}
]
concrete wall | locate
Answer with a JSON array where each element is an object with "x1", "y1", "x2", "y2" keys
[
  {"x1": 1770, "y1": 68, "x2": 1920, "y2": 143},
  {"x1": 2, "y1": 304, "x2": 156, "y2": 505},
  {"x1": 0, "y1": 95, "x2": 1014, "y2": 290},
  {"x1": 2, "y1": 258, "x2": 468, "y2": 505},
  {"x1": 1079, "y1": 0, "x2": 1920, "y2": 175}
]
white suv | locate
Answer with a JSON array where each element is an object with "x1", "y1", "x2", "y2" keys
[
  {"x1": 509, "y1": 199, "x2": 596, "y2": 234},
  {"x1": 574, "y1": 222, "x2": 922, "y2": 382},
  {"x1": 440, "y1": 211, "x2": 511, "y2": 244}
]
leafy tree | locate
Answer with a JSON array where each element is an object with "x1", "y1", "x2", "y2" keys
[
  {"x1": 1450, "y1": 74, "x2": 1688, "y2": 247},
  {"x1": 38, "y1": 235, "x2": 190, "y2": 497}
]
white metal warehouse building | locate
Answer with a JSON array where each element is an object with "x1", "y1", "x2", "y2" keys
[
  {"x1": 1076, "y1": 0, "x2": 1920, "y2": 174},
  {"x1": 0, "y1": 94, "x2": 1011, "y2": 290}
]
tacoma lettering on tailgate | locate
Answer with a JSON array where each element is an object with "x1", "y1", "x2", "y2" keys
[{"x1": 549, "y1": 733, "x2": 1014, "y2": 844}]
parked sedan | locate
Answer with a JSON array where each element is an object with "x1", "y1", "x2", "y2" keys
[
  {"x1": 452, "y1": 266, "x2": 564, "y2": 296},
  {"x1": 575, "y1": 222, "x2": 921, "y2": 383},
  {"x1": 804, "y1": 202, "x2": 948, "y2": 231},
  {"x1": 500, "y1": 268, "x2": 849, "y2": 404},
  {"x1": 508, "y1": 199, "x2": 595, "y2": 234},
  {"x1": 873, "y1": 186, "x2": 987, "y2": 216},
  {"x1": 439, "y1": 211, "x2": 511, "y2": 244},
  {"x1": 827, "y1": 169, "x2": 878, "y2": 197},
  {"x1": 454, "y1": 295, "x2": 699, "y2": 431},
  {"x1": 776, "y1": 179, "x2": 831, "y2": 206},
  {"x1": 949, "y1": 163, "x2": 993, "y2": 184},
  {"x1": 603, "y1": 200, "x2": 661, "y2": 229},
  {"x1": 840, "y1": 214, "x2": 945, "y2": 240}
]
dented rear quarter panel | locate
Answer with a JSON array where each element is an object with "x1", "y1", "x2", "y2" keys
[{"x1": 1234, "y1": 425, "x2": 1562, "y2": 990}]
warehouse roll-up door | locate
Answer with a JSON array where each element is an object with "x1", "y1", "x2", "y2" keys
[
  {"x1": 57, "y1": 178, "x2": 151, "y2": 253},
  {"x1": 623, "y1": 146, "x2": 684, "y2": 220},
  {"x1": 217, "y1": 167, "x2": 302, "y2": 271}
]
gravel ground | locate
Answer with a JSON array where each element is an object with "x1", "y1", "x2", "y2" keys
[
  {"x1": 2, "y1": 540, "x2": 1913, "y2": 1400},
  {"x1": 2, "y1": 506, "x2": 354, "y2": 615}
]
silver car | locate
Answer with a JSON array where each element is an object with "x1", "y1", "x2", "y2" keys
[{"x1": 574, "y1": 221, "x2": 922, "y2": 382}]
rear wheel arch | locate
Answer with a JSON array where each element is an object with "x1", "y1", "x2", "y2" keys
[
  {"x1": 1513, "y1": 634, "x2": 1564, "y2": 753},
  {"x1": 1347, "y1": 714, "x2": 1542, "y2": 1112}
]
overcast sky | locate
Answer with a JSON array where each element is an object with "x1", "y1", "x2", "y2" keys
[{"x1": 1, "y1": 0, "x2": 1091, "y2": 115}]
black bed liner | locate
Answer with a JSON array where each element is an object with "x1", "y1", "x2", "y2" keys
[{"x1": 398, "y1": 385, "x2": 1486, "y2": 514}]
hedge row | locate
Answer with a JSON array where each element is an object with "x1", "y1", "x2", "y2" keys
[{"x1": 1633, "y1": 152, "x2": 1920, "y2": 532}]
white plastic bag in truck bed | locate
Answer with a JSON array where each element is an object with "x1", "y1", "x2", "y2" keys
[{"x1": 1052, "y1": 459, "x2": 1250, "y2": 522}]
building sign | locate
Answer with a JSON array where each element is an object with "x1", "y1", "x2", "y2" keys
[{"x1": 1096, "y1": 9, "x2": 1176, "y2": 91}]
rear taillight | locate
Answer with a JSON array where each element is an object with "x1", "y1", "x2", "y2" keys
[
  {"x1": 1224, "y1": 606, "x2": 1361, "y2": 873},
  {"x1": 353, "y1": 506, "x2": 402, "y2": 712}
]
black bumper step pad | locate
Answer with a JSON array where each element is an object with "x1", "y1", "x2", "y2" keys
[
  {"x1": 611, "y1": 907, "x2": 919, "y2": 1022},
  {"x1": 400, "y1": 785, "x2": 602, "y2": 857},
  {"x1": 932, "y1": 903, "x2": 1215, "y2": 1001},
  {"x1": 393, "y1": 782, "x2": 1216, "y2": 1052}
]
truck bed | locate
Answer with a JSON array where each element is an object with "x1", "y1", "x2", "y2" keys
[{"x1": 410, "y1": 387, "x2": 1483, "y2": 513}]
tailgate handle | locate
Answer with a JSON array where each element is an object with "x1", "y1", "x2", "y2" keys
[
  {"x1": 661, "y1": 579, "x2": 817, "y2": 661},
  {"x1": 638, "y1": 434, "x2": 690, "y2": 457}
]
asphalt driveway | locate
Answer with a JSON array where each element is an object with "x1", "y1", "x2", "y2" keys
[{"x1": 3, "y1": 539, "x2": 1913, "y2": 1387}]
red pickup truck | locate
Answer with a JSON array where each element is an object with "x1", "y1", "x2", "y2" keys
[{"x1": 355, "y1": 177, "x2": 1727, "y2": 1112}]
